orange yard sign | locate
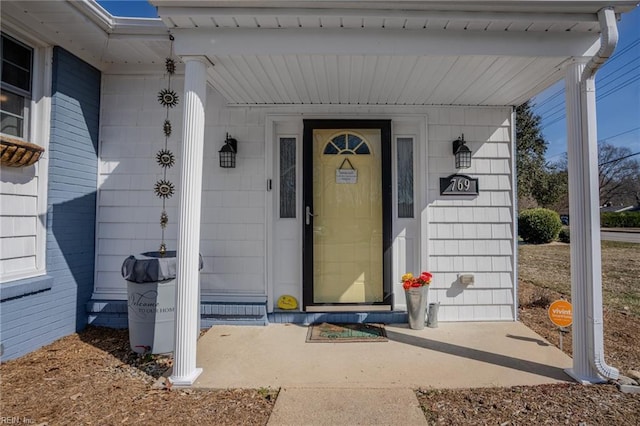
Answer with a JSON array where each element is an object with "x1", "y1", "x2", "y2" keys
[{"x1": 548, "y1": 300, "x2": 573, "y2": 327}]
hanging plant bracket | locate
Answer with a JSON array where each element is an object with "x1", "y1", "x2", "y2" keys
[{"x1": 0, "y1": 135, "x2": 45, "y2": 167}]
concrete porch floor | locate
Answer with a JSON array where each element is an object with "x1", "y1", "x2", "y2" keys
[{"x1": 191, "y1": 321, "x2": 573, "y2": 389}]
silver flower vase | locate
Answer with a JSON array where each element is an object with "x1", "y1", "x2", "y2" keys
[{"x1": 405, "y1": 286, "x2": 428, "y2": 330}]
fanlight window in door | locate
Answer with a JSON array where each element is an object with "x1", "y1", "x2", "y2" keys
[{"x1": 323, "y1": 133, "x2": 370, "y2": 155}]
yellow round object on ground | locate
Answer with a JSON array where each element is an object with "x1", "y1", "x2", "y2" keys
[{"x1": 277, "y1": 295, "x2": 298, "y2": 310}]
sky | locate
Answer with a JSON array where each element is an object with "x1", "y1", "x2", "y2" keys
[
  {"x1": 532, "y1": 7, "x2": 640, "y2": 163},
  {"x1": 97, "y1": 0, "x2": 158, "y2": 18},
  {"x1": 99, "y1": 1, "x2": 639, "y2": 164}
]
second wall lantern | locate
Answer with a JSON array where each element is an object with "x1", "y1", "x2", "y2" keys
[
  {"x1": 219, "y1": 133, "x2": 238, "y2": 168},
  {"x1": 452, "y1": 134, "x2": 471, "y2": 169}
]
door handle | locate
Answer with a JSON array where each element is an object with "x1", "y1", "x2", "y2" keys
[{"x1": 306, "y1": 206, "x2": 315, "y2": 225}]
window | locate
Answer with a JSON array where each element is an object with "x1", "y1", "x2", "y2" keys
[
  {"x1": 0, "y1": 32, "x2": 49, "y2": 285},
  {"x1": 323, "y1": 132, "x2": 370, "y2": 155},
  {"x1": 279, "y1": 137, "x2": 296, "y2": 218},
  {"x1": 397, "y1": 137, "x2": 414, "y2": 218},
  {"x1": 1, "y1": 33, "x2": 33, "y2": 138}
]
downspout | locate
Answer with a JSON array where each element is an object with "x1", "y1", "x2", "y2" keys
[
  {"x1": 580, "y1": 6, "x2": 619, "y2": 381},
  {"x1": 582, "y1": 8, "x2": 619, "y2": 80}
]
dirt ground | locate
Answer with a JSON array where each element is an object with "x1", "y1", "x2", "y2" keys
[
  {"x1": 415, "y1": 242, "x2": 640, "y2": 425},
  {"x1": 1, "y1": 242, "x2": 639, "y2": 425},
  {"x1": 0, "y1": 327, "x2": 277, "y2": 425},
  {"x1": 415, "y1": 280, "x2": 640, "y2": 425}
]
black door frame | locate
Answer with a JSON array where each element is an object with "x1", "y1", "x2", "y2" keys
[{"x1": 302, "y1": 119, "x2": 393, "y2": 310}]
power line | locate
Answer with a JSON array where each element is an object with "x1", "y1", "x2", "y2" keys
[
  {"x1": 537, "y1": 63, "x2": 638, "y2": 116},
  {"x1": 539, "y1": 64, "x2": 640, "y2": 123},
  {"x1": 598, "y1": 56, "x2": 640, "y2": 86},
  {"x1": 599, "y1": 151, "x2": 640, "y2": 166},
  {"x1": 536, "y1": 38, "x2": 639, "y2": 124},
  {"x1": 600, "y1": 126, "x2": 640, "y2": 142},
  {"x1": 534, "y1": 88, "x2": 564, "y2": 110},
  {"x1": 536, "y1": 40, "x2": 638, "y2": 106},
  {"x1": 544, "y1": 128, "x2": 640, "y2": 161},
  {"x1": 600, "y1": 38, "x2": 640, "y2": 69},
  {"x1": 598, "y1": 74, "x2": 640, "y2": 101},
  {"x1": 540, "y1": 72, "x2": 640, "y2": 130}
]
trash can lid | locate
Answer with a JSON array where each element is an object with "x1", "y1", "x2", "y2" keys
[{"x1": 121, "y1": 251, "x2": 203, "y2": 283}]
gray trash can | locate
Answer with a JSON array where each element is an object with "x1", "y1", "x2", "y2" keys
[
  {"x1": 121, "y1": 251, "x2": 203, "y2": 354},
  {"x1": 122, "y1": 251, "x2": 177, "y2": 354}
]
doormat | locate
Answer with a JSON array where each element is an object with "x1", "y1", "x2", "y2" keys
[{"x1": 306, "y1": 323, "x2": 387, "y2": 343}]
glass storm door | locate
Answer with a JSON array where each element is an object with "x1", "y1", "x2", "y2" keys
[{"x1": 303, "y1": 120, "x2": 392, "y2": 310}]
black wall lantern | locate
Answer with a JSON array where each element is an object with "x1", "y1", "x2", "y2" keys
[
  {"x1": 219, "y1": 133, "x2": 237, "y2": 168},
  {"x1": 452, "y1": 134, "x2": 472, "y2": 169}
]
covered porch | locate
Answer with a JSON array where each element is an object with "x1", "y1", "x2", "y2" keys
[
  {"x1": 149, "y1": 0, "x2": 637, "y2": 386},
  {"x1": 177, "y1": 321, "x2": 573, "y2": 389}
]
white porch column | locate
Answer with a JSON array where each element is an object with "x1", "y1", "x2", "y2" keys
[
  {"x1": 169, "y1": 57, "x2": 208, "y2": 386},
  {"x1": 564, "y1": 61, "x2": 618, "y2": 384}
]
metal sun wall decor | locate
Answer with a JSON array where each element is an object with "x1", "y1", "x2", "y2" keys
[{"x1": 154, "y1": 35, "x2": 178, "y2": 257}]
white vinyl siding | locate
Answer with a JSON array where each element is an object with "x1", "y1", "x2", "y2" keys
[
  {"x1": 96, "y1": 75, "x2": 267, "y2": 301},
  {"x1": 96, "y1": 74, "x2": 515, "y2": 321},
  {"x1": 427, "y1": 108, "x2": 515, "y2": 321}
]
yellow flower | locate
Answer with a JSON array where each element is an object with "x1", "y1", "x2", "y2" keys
[{"x1": 401, "y1": 273, "x2": 414, "y2": 281}]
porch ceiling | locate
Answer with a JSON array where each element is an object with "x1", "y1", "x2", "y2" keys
[
  {"x1": 205, "y1": 54, "x2": 566, "y2": 106},
  {"x1": 155, "y1": 1, "x2": 637, "y2": 106}
]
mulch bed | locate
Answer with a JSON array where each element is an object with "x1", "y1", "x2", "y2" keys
[
  {"x1": 2, "y1": 280, "x2": 638, "y2": 424},
  {"x1": 0, "y1": 327, "x2": 277, "y2": 425},
  {"x1": 415, "y1": 281, "x2": 640, "y2": 424},
  {"x1": 417, "y1": 383, "x2": 639, "y2": 425}
]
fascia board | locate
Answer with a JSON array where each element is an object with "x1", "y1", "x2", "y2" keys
[
  {"x1": 157, "y1": 6, "x2": 601, "y2": 23},
  {"x1": 151, "y1": 0, "x2": 639, "y2": 14},
  {"x1": 172, "y1": 26, "x2": 600, "y2": 57}
]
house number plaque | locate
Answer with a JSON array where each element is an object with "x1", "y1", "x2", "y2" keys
[{"x1": 440, "y1": 174, "x2": 479, "y2": 196}]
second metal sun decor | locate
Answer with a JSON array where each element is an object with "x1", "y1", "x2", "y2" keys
[{"x1": 154, "y1": 35, "x2": 178, "y2": 256}]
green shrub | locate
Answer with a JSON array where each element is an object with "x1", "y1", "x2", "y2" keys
[
  {"x1": 601, "y1": 211, "x2": 640, "y2": 228},
  {"x1": 518, "y1": 208, "x2": 563, "y2": 244},
  {"x1": 558, "y1": 227, "x2": 570, "y2": 243}
]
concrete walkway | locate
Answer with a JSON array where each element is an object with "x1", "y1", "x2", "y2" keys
[
  {"x1": 189, "y1": 322, "x2": 573, "y2": 424},
  {"x1": 267, "y1": 388, "x2": 428, "y2": 425}
]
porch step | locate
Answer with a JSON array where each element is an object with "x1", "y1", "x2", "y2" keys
[
  {"x1": 86, "y1": 300, "x2": 268, "y2": 328},
  {"x1": 87, "y1": 300, "x2": 405, "y2": 328},
  {"x1": 268, "y1": 310, "x2": 408, "y2": 325},
  {"x1": 201, "y1": 303, "x2": 268, "y2": 326}
]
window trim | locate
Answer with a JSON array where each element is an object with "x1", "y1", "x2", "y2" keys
[{"x1": 0, "y1": 26, "x2": 52, "y2": 284}]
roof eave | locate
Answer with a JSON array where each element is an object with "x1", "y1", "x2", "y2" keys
[{"x1": 150, "y1": 0, "x2": 639, "y2": 15}]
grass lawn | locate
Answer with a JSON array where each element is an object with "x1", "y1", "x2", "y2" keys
[{"x1": 518, "y1": 240, "x2": 640, "y2": 316}]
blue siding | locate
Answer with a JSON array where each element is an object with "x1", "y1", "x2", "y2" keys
[{"x1": 0, "y1": 47, "x2": 100, "y2": 361}]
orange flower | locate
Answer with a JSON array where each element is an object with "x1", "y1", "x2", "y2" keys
[{"x1": 401, "y1": 271, "x2": 432, "y2": 290}]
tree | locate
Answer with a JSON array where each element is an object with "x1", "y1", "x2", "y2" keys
[
  {"x1": 515, "y1": 101, "x2": 564, "y2": 208},
  {"x1": 598, "y1": 143, "x2": 640, "y2": 206},
  {"x1": 553, "y1": 143, "x2": 640, "y2": 208}
]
